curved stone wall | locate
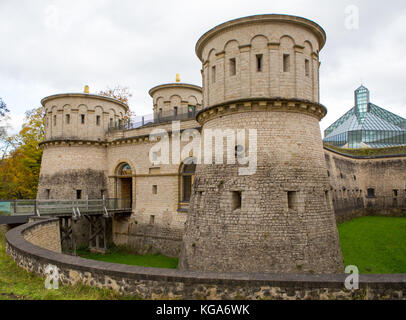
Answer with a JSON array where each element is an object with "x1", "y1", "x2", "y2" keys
[
  {"x1": 42, "y1": 93, "x2": 128, "y2": 142},
  {"x1": 196, "y1": 14, "x2": 325, "y2": 108},
  {"x1": 149, "y1": 83, "x2": 203, "y2": 120},
  {"x1": 5, "y1": 219, "x2": 405, "y2": 300}
]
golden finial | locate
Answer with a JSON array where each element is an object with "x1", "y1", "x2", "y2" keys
[
  {"x1": 176, "y1": 74, "x2": 180, "y2": 83},
  {"x1": 84, "y1": 85, "x2": 90, "y2": 94}
]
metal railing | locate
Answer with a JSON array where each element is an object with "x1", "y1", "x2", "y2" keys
[
  {"x1": 108, "y1": 111, "x2": 197, "y2": 132},
  {"x1": 0, "y1": 198, "x2": 132, "y2": 217}
]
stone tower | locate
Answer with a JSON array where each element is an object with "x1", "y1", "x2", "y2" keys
[
  {"x1": 179, "y1": 14, "x2": 344, "y2": 274},
  {"x1": 38, "y1": 89, "x2": 128, "y2": 200}
]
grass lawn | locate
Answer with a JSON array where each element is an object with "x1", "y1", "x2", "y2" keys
[
  {"x1": 0, "y1": 230, "x2": 136, "y2": 300},
  {"x1": 77, "y1": 247, "x2": 179, "y2": 269},
  {"x1": 338, "y1": 216, "x2": 406, "y2": 274}
]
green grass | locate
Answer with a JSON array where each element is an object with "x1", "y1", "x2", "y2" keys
[
  {"x1": 77, "y1": 246, "x2": 179, "y2": 269},
  {"x1": 338, "y1": 216, "x2": 406, "y2": 274},
  {"x1": 0, "y1": 230, "x2": 136, "y2": 300}
]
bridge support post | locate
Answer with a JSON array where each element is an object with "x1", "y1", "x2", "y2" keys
[
  {"x1": 60, "y1": 217, "x2": 76, "y2": 256},
  {"x1": 85, "y1": 215, "x2": 107, "y2": 253}
]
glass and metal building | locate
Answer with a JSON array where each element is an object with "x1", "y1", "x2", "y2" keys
[{"x1": 323, "y1": 86, "x2": 406, "y2": 148}]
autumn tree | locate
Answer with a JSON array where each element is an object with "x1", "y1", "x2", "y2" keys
[
  {"x1": 98, "y1": 86, "x2": 135, "y2": 120},
  {"x1": 0, "y1": 107, "x2": 44, "y2": 199}
]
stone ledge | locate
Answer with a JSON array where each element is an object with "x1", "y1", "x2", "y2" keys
[{"x1": 5, "y1": 219, "x2": 406, "y2": 299}]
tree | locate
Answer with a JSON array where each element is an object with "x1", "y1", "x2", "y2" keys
[
  {"x1": 98, "y1": 86, "x2": 133, "y2": 105},
  {"x1": 0, "y1": 97, "x2": 13, "y2": 161},
  {"x1": 0, "y1": 107, "x2": 44, "y2": 199},
  {"x1": 98, "y1": 86, "x2": 135, "y2": 120}
]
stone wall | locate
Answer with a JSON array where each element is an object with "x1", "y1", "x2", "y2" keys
[
  {"x1": 5, "y1": 219, "x2": 405, "y2": 300},
  {"x1": 22, "y1": 218, "x2": 61, "y2": 253}
]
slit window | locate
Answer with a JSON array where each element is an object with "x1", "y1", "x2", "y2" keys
[
  {"x1": 66, "y1": 114, "x2": 70, "y2": 124},
  {"x1": 256, "y1": 54, "x2": 263, "y2": 72},
  {"x1": 150, "y1": 215, "x2": 155, "y2": 225},
  {"x1": 231, "y1": 191, "x2": 242, "y2": 211},
  {"x1": 152, "y1": 185, "x2": 158, "y2": 195},
  {"x1": 393, "y1": 189, "x2": 398, "y2": 197},
  {"x1": 53, "y1": 115, "x2": 56, "y2": 126},
  {"x1": 96, "y1": 115, "x2": 101, "y2": 126},
  {"x1": 76, "y1": 190, "x2": 82, "y2": 200},
  {"x1": 283, "y1": 54, "x2": 290, "y2": 72},
  {"x1": 211, "y1": 65, "x2": 216, "y2": 83},
  {"x1": 46, "y1": 189, "x2": 51, "y2": 200},
  {"x1": 174, "y1": 107, "x2": 178, "y2": 117},
  {"x1": 287, "y1": 191, "x2": 298, "y2": 210},
  {"x1": 230, "y1": 58, "x2": 236, "y2": 76},
  {"x1": 305, "y1": 59, "x2": 310, "y2": 77},
  {"x1": 81, "y1": 114, "x2": 85, "y2": 124}
]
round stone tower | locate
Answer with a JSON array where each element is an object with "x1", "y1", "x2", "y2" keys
[
  {"x1": 179, "y1": 14, "x2": 344, "y2": 274},
  {"x1": 38, "y1": 88, "x2": 128, "y2": 200},
  {"x1": 149, "y1": 80, "x2": 203, "y2": 121}
]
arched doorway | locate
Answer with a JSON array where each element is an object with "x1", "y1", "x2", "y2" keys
[
  {"x1": 179, "y1": 158, "x2": 196, "y2": 210},
  {"x1": 116, "y1": 163, "x2": 133, "y2": 208}
]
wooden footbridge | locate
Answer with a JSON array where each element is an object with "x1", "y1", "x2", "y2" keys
[{"x1": 0, "y1": 198, "x2": 132, "y2": 255}]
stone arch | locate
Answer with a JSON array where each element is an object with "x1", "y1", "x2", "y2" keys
[
  {"x1": 250, "y1": 34, "x2": 269, "y2": 47},
  {"x1": 223, "y1": 39, "x2": 240, "y2": 52},
  {"x1": 279, "y1": 35, "x2": 296, "y2": 47}
]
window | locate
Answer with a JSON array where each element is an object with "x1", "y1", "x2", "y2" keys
[
  {"x1": 66, "y1": 114, "x2": 70, "y2": 124},
  {"x1": 256, "y1": 54, "x2": 263, "y2": 72},
  {"x1": 81, "y1": 114, "x2": 85, "y2": 124},
  {"x1": 76, "y1": 190, "x2": 82, "y2": 200},
  {"x1": 158, "y1": 108, "x2": 162, "y2": 118},
  {"x1": 152, "y1": 185, "x2": 158, "y2": 195},
  {"x1": 327, "y1": 170, "x2": 330, "y2": 177},
  {"x1": 211, "y1": 66, "x2": 216, "y2": 83},
  {"x1": 110, "y1": 118, "x2": 113, "y2": 127},
  {"x1": 283, "y1": 54, "x2": 290, "y2": 72},
  {"x1": 180, "y1": 159, "x2": 196, "y2": 205},
  {"x1": 101, "y1": 190, "x2": 106, "y2": 198},
  {"x1": 96, "y1": 115, "x2": 101, "y2": 126},
  {"x1": 229, "y1": 58, "x2": 236, "y2": 76},
  {"x1": 235, "y1": 145, "x2": 244, "y2": 159},
  {"x1": 367, "y1": 188, "x2": 375, "y2": 198},
  {"x1": 305, "y1": 59, "x2": 310, "y2": 77},
  {"x1": 188, "y1": 105, "x2": 195, "y2": 116},
  {"x1": 174, "y1": 107, "x2": 178, "y2": 117},
  {"x1": 150, "y1": 215, "x2": 155, "y2": 225},
  {"x1": 53, "y1": 115, "x2": 56, "y2": 126},
  {"x1": 231, "y1": 191, "x2": 242, "y2": 211},
  {"x1": 393, "y1": 189, "x2": 398, "y2": 197},
  {"x1": 46, "y1": 189, "x2": 51, "y2": 200},
  {"x1": 287, "y1": 191, "x2": 298, "y2": 210}
]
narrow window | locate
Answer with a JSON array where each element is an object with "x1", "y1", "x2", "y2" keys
[
  {"x1": 101, "y1": 190, "x2": 105, "y2": 198},
  {"x1": 150, "y1": 215, "x2": 155, "y2": 225},
  {"x1": 305, "y1": 59, "x2": 310, "y2": 77},
  {"x1": 81, "y1": 114, "x2": 85, "y2": 124},
  {"x1": 283, "y1": 54, "x2": 290, "y2": 72},
  {"x1": 393, "y1": 189, "x2": 398, "y2": 197},
  {"x1": 256, "y1": 54, "x2": 263, "y2": 72},
  {"x1": 152, "y1": 185, "x2": 158, "y2": 195},
  {"x1": 325, "y1": 191, "x2": 330, "y2": 207},
  {"x1": 182, "y1": 176, "x2": 192, "y2": 202},
  {"x1": 66, "y1": 114, "x2": 70, "y2": 124},
  {"x1": 174, "y1": 107, "x2": 178, "y2": 117},
  {"x1": 327, "y1": 170, "x2": 330, "y2": 177},
  {"x1": 229, "y1": 58, "x2": 236, "y2": 76},
  {"x1": 212, "y1": 65, "x2": 216, "y2": 83},
  {"x1": 367, "y1": 188, "x2": 375, "y2": 198},
  {"x1": 159, "y1": 108, "x2": 163, "y2": 118},
  {"x1": 231, "y1": 191, "x2": 242, "y2": 211},
  {"x1": 96, "y1": 115, "x2": 101, "y2": 126},
  {"x1": 46, "y1": 189, "x2": 51, "y2": 200},
  {"x1": 354, "y1": 175, "x2": 357, "y2": 181},
  {"x1": 287, "y1": 191, "x2": 298, "y2": 210},
  {"x1": 76, "y1": 190, "x2": 82, "y2": 200},
  {"x1": 53, "y1": 115, "x2": 56, "y2": 126},
  {"x1": 109, "y1": 118, "x2": 113, "y2": 127}
]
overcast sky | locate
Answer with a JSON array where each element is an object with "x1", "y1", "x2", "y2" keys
[{"x1": 1, "y1": 0, "x2": 405, "y2": 136}]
